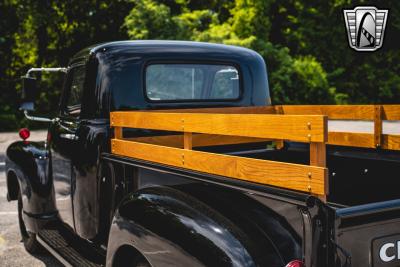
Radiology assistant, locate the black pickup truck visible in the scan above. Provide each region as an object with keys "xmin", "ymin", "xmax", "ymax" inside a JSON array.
[{"xmin": 5, "ymin": 41, "xmax": 400, "ymax": 267}]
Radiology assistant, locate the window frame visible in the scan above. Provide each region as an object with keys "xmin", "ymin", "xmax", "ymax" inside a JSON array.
[
  {"xmin": 143, "ymin": 61, "xmax": 243, "ymax": 103},
  {"xmin": 60, "ymin": 63, "xmax": 86, "ymax": 119}
]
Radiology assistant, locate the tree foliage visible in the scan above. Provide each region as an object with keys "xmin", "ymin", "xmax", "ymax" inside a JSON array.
[
  {"xmin": 123, "ymin": 0, "xmax": 400, "ymax": 104},
  {"xmin": 1, "ymin": 0, "xmax": 399, "ymax": 130}
]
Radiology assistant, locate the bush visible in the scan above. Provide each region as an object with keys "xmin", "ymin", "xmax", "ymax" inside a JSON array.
[{"xmin": 0, "ymin": 114, "xmax": 19, "ymax": 132}]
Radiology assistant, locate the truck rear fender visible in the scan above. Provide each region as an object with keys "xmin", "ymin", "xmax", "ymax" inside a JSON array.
[{"xmin": 107, "ymin": 185, "xmax": 303, "ymax": 267}]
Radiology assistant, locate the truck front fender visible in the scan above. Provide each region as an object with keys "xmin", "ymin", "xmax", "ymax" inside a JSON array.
[
  {"xmin": 6, "ymin": 141, "xmax": 56, "ymax": 231},
  {"xmin": 107, "ymin": 185, "xmax": 300, "ymax": 267}
]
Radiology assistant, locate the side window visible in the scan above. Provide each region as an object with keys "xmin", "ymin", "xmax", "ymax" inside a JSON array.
[{"xmin": 63, "ymin": 65, "xmax": 85, "ymax": 117}]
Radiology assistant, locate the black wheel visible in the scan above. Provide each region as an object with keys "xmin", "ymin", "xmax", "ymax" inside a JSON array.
[
  {"xmin": 131, "ymin": 255, "xmax": 151, "ymax": 267},
  {"xmin": 113, "ymin": 246, "xmax": 151, "ymax": 267},
  {"xmin": 18, "ymin": 192, "xmax": 41, "ymax": 254}
]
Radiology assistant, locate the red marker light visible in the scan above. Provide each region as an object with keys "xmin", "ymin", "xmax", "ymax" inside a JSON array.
[
  {"xmin": 19, "ymin": 128, "xmax": 30, "ymax": 140},
  {"xmin": 285, "ymin": 260, "xmax": 305, "ymax": 267}
]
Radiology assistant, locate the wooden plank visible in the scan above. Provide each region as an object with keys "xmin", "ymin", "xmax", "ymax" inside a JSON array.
[
  {"xmin": 374, "ymin": 105, "xmax": 383, "ymax": 148},
  {"xmin": 151, "ymin": 104, "xmax": 400, "ymax": 120},
  {"xmin": 310, "ymin": 143, "xmax": 326, "ymax": 167},
  {"xmin": 382, "ymin": 135, "xmax": 400, "ymax": 150},
  {"xmin": 151, "ymin": 106, "xmax": 276, "ymax": 114},
  {"xmin": 310, "ymin": 142, "xmax": 328, "ymax": 201},
  {"xmin": 110, "ymin": 112, "xmax": 327, "ymax": 142},
  {"xmin": 327, "ymin": 132, "xmax": 375, "ymax": 148},
  {"xmin": 278, "ymin": 105, "xmax": 375, "ymax": 120},
  {"xmin": 111, "ymin": 139, "xmax": 328, "ymax": 195},
  {"xmin": 128, "ymin": 134, "xmax": 270, "ymax": 148},
  {"xmin": 325, "ymin": 132, "xmax": 400, "ymax": 150},
  {"xmin": 184, "ymin": 132, "xmax": 192, "ymax": 150},
  {"xmin": 114, "ymin": 127, "xmax": 123, "ymax": 139},
  {"xmin": 382, "ymin": 105, "xmax": 400, "ymax": 120},
  {"xmin": 274, "ymin": 105, "xmax": 285, "ymax": 149}
]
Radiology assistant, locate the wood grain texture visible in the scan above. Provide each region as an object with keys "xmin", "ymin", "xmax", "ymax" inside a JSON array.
[
  {"xmin": 310, "ymin": 142, "xmax": 328, "ymax": 198},
  {"xmin": 278, "ymin": 105, "xmax": 376, "ymax": 120},
  {"xmin": 374, "ymin": 105, "xmax": 383, "ymax": 147},
  {"xmin": 127, "ymin": 134, "xmax": 270, "ymax": 148},
  {"xmin": 310, "ymin": 142, "xmax": 326, "ymax": 167},
  {"xmin": 328, "ymin": 132, "xmax": 400, "ymax": 150},
  {"xmin": 184, "ymin": 132, "xmax": 192, "ymax": 150},
  {"xmin": 382, "ymin": 134, "xmax": 400, "ymax": 150},
  {"xmin": 111, "ymin": 139, "xmax": 328, "ymax": 195},
  {"xmin": 147, "ymin": 104, "xmax": 400, "ymax": 120},
  {"xmin": 110, "ymin": 112, "xmax": 327, "ymax": 142},
  {"xmin": 327, "ymin": 132, "xmax": 375, "ymax": 148},
  {"xmin": 114, "ymin": 127, "xmax": 122, "ymax": 139},
  {"xmin": 274, "ymin": 105, "xmax": 285, "ymax": 149},
  {"xmin": 382, "ymin": 105, "xmax": 400, "ymax": 120},
  {"xmin": 151, "ymin": 106, "xmax": 276, "ymax": 114}
]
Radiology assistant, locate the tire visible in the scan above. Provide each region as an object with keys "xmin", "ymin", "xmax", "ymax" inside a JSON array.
[
  {"xmin": 131, "ymin": 255, "xmax": 151, "ymax": 267},
  {"xmin": 114, "ymin": 249, "xmax": 151, "ymax": 267},
  {"xmin": 18, "ymin": 192, "xmax": 42, "ymax": 254}
]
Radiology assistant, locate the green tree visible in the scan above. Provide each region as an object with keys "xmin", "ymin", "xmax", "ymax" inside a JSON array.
[
  {"xmin": 269, "ymin": 0, "xmax": 400, "ymax": 103},
  {"xmin": 1, "ymin": 0, "xmax": 399, "ymax": 131},
  {"xmin": 0, "ymin": 0, "xmax": 132, "ymax": 130}
]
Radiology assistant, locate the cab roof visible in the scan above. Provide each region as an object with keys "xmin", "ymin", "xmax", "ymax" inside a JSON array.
[{"xmin": 71, "ymin": 40, "xmax": 262, "ymax": 64}]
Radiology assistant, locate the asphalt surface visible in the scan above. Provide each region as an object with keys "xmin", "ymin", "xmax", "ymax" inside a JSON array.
[{"xmin": 0, "ymin": 130, "xmax": 62, "ymax": 267}]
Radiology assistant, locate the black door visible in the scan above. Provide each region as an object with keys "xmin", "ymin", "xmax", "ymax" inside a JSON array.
[{"xmin": 50, "ymin": 64, "xmax": 86, "ymax": 230}]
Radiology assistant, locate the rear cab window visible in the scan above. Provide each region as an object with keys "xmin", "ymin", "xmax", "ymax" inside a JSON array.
[{"xmin": 145, "ymin": 63, "xmax": 240, "ymax": 101}]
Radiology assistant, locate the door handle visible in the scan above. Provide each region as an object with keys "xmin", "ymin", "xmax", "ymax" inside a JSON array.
[{"xmin": 59, "ymin": 133, "xmax": 79, "ymax": 141}]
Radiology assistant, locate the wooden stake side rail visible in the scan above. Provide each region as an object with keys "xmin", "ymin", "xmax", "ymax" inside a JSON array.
[
  {"xmin": 152, "ymin": 105, "xmax": 400, "ymax": 120},
  {"xmin": 152, "ymin": 105, "xmax": 400, "ymax": 150},
  {"xmin": 110, "ymin": 112, "xmax": 327, "ymax": 143},
  {"xmin": 126, "ymin": 134, "xmax": 271, "ymax": 148},
  {"xmin": 111, "ymin": 139, "xmax": 328, "ymax": 195},
  {"xmin": 109, "ymin": 105, "xmax": 399, "ymax": 200},
  {"xmin": 111, "ymin": 111, "xmax": 329, "ymax": 198}
]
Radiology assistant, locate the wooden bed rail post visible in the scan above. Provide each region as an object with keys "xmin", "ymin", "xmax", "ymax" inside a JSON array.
[
  {"xmin": 274, "ymin": 105, "xmax": 285, "ymax": 149},
  {"xmin": 309, "ymin": 115, "xmax": 328, "ymax": 202},
  {"xmin": 114, "ymin": 127, "xmax": 123, "ymax": 139},
  {"xmin": 310, "ymin": 143, "xmax": 326, "ymax": 167},
  {"xmin": 184, "ymin": 132, "xmax": 193, "ymax": 150},
  {"xmin": 374, "ymin": 105, "xmax": 383, "ymax": 148},
  {"xmin": 310, "ymin": 142, "xmax": 327, "ymax": 202}
]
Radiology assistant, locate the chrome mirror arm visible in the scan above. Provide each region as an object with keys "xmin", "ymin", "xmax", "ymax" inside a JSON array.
[
  {"xmin": 25, "ymin": 67, "xmax": 68, "ymax": 77},
  {"xmin": 21, "ymin": 67, "xmax": 67, "ymax": 122},
  {"xmin": 23, "ymin": 110, "xmax": 53, "ymax": 123}
]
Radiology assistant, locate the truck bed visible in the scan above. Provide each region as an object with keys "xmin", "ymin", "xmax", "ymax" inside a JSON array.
[
  {"xmin": 229, "ymin": 143, "xmax": 400, "ymax": 207},
  {"xmin": 109, "ymin": 105, "xmax": 400, "ymax": 204},
  {"xmin": 235, "ymin": 118, "xmax": 400, "ymax": 206},
  {"xmin": 108, "ymin": 104, "xmax": 400, "ymax": 267}
]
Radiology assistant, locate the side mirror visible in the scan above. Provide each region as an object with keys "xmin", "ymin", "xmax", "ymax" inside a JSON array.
[{"xmin": 20, "ymin": 76, "xmax": 37, "ymax": 111}]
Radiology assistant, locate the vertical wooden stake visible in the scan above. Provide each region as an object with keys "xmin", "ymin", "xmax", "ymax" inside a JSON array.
[
  {"xmin": 374, "ymin": 105, "xmax": 383, "ymax": 148},
  {"xmin": 114, "ymin": 127, "xmax": 123, "ymax": 139},
  {"xmin": 184, "ymin": 132, "xmax": 193, "ymax": 150},
  {"xmin": 274, "ymin": 105, "xmax": 284, "ymax": 149},
  {"xmin": 310, "ymin": 142, "xmax": 326, "ymax": 167},
  {"xmin": 310, "ymin": 142, "xmax": 327, "ymax": 202}
]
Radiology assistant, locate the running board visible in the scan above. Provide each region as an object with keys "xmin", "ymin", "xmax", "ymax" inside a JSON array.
[{"xmin": 37, "ymin": 223, "xmax": 105, "ymax": 267}]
